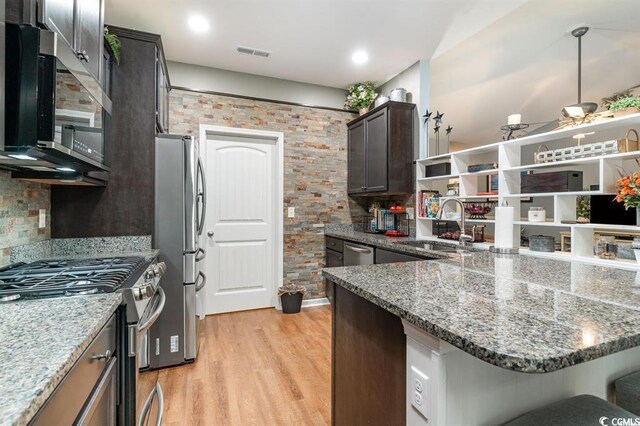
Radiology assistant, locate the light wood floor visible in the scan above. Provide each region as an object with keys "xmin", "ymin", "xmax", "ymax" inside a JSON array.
[{"xmin": 139, "ymin": 306, "xmax": 332, "ymax": 425}]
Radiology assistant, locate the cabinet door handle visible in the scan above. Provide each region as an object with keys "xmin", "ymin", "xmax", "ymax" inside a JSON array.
[{"xmin": 91, "ymin": 349, "xmax": 112, "ymax": 361}]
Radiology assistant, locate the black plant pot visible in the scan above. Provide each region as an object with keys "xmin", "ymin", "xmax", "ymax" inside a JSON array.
[{"xmin": 280, "ymin": 291, "xmax": 304, "ymax": 314}]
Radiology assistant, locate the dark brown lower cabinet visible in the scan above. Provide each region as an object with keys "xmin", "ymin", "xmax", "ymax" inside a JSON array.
[
  {"xmin": 325, "ymin": 249, "xmax": 342, "ymax": 303},
  {"xmin": 331, "ymin": 282, "xmax": 406, "ymax": 425}
]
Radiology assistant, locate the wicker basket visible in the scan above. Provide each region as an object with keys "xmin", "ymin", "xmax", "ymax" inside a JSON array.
[{"xmin": 534, "ymin": 128, "xmax": 639, "ymax": 164}]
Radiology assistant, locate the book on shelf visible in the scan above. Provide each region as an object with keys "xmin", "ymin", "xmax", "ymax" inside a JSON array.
[{"xmin": 418, "ymin": 190, "xmax": 440, "ymax": 218}]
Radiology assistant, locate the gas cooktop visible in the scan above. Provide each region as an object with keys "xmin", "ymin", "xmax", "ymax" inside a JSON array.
[{"xmin": 0, "ymin": 256, "xmax": 146, "ymax": 302}]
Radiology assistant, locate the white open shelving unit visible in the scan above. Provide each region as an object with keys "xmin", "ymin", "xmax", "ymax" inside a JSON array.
[{"xmin": 415, "ymin": 112, "xmax": 640, "ymax": 269}]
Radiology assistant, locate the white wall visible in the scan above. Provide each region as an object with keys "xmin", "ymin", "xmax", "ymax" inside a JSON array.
[
  {"xmin": 378, "ymin": 61, "xmax": 422, "ymax": 105},
  {"xmin": 378, "ymin": 60, "xmax": 431, "ymax": 158},
  {"xmin": 167, "ymin": 61, "xmax": 348, "ymax": 109}
]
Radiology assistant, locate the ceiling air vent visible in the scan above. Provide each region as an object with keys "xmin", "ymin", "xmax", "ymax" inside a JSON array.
[{"xmin": 236, "ymin": 46, "xmax": 271, "ymax": 58}]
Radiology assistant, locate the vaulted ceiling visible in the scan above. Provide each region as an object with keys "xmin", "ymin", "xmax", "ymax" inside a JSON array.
[{"xmin": 104, "ymin": 0, "xmax": 526, "ymax": 89}]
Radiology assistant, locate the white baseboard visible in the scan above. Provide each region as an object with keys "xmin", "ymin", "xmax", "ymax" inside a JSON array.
[{"xmin": 302, "ymin": 297, "xmax": 330, "ymax": 308}]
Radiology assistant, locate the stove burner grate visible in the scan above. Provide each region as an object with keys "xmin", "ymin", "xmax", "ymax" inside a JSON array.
[{"xmin": 0, "ymin": 256, "xmax": 146, "ymax": 301}]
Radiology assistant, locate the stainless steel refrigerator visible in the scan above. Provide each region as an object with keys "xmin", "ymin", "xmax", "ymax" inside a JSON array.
[{"xmin": 149, "ymin": 134, "xmax": 206, "ymax": 369}]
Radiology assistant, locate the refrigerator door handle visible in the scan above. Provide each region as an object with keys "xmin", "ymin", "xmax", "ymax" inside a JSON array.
[
  {"xmin": 196, "ymin": 157, "xmax": 207, "ymax": 237},
  {"xmin": 183, "ymin": 136, "xmax": 198, "ymax": 253},
  {"xmin": 195, "ymin": 271, "xmax": 206, "ymax": 292},
  {"xmin": 195, "ymin": 247, "xmax": 206, "ymax": 262}
]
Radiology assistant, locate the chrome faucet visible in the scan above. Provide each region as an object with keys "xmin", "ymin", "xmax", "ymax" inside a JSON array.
[{"xmin": 437, "ymin": 198, "xmax": 474, "ymax": 247}]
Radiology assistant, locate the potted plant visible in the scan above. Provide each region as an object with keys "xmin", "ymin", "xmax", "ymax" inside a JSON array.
[
  {"xmin": 345, "ymin": 81, "xmax": 378, "ymax": 115},
  {"xmin": 609, "ymin": 96, "xmax": 640, "ymax": 118},
  {"xmin": 104, "ymin": 27, "xmax": 122, "ymax": 65},
  {"xmin": 576, "ymin": 195, "xmax": 590, "ymax": 223},
  {"xmin": 278, "ymin": 282, "xmax": 306, "ymax": 314},
  {"xmin": 614, "ymin": 171, "xmax": 640, "ymax": 226}
]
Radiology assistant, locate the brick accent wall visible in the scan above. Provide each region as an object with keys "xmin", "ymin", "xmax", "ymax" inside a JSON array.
[
  {"xmin": 0, "ymin": 172, "xmax": 51, "ymax": 267},
  {"xmin": 170, "ymin": 89, "xmax": 364, "ymax": 298}
]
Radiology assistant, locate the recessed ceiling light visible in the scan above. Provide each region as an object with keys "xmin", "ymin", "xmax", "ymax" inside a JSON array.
[
  {"xmin": 352, "ymin": 50, "xmax": 369, "ymax": 65},
  {"xmin": 188, "ymin": 15, "xmax": 210, "ymax": 33}
]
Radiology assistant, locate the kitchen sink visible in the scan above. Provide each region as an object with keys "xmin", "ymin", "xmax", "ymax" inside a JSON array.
[{"xmin": 396, "ymin": 241, "xmax": 463, "ymax": 253}]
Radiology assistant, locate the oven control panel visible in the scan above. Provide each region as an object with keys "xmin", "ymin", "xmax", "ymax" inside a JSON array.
[{"xmin": 134, "ymin": 262, "xmax": 166, "ymax": 301}]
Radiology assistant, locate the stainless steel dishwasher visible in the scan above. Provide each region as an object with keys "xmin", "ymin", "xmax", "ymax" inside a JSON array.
[{"xmin": 343, "ymin": 242, "xmax": 374, "ymax": 266}]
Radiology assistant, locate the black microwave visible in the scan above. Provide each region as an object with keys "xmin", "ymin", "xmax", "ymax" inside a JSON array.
[{"xmin": 4, "ymin": 23, "xmax": 109, "ymax": 172}]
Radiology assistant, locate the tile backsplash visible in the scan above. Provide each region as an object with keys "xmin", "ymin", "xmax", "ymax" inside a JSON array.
[
  {"xmin": 9, "ymin": 236, "xmax": 152, "ymax": 264},
  {"xmin": 0, "ymin": 171, "xmax": 51, "ymax": 266}
]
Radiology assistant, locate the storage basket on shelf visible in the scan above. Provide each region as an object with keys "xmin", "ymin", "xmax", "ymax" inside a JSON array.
[
  {"xmin": 433, "ymin": 220, "xmax": 485, "ymax": 242},
  {"xmin": 520, "ymin": 170, "xmax": 583, "ymax": 193},
  {"xmin": 534, "ymin": 128, "xmax": 639, "ymax": 164},
  {"xmin": 463, "ymin": 201, "xmax": 496, "ymax": 220},
  {"xmin": 363, "ymin": 211, "xmax": 409, "ymax": 237}
]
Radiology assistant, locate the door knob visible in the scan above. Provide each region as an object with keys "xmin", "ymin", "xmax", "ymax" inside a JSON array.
[{"xmin": 207, "ymin": 231, "xmax": 214, "ymax": 237}]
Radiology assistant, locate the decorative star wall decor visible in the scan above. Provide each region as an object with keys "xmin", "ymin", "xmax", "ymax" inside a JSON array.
[
  {"xmin": 435, "ymin": 111, "xmax": 444, "ymax": 124},
  {"xmin": 422, "ymin": 109, "xmax": 432, "ymax": 126},
  {"xmin": 445, "ymin": 125, "xmax": 453, "ymax": 135}
]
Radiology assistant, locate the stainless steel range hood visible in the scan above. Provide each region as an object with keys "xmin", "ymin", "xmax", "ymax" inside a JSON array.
[
  {"xmin": 11, "ymin": 170, "xmax": 108, "ymax": 186},
  {"xmin": 0, "ymin": 149, "xmax": 110, "ymax": 184}
]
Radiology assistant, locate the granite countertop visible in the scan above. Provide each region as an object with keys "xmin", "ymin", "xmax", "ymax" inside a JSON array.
[
  {"xmin": 323, "ymin": 250, "xmax": 640, "ymax": 373},
  {"xmin": 0, "ymin": 294, "xmax": 122, "ymax": 426}
]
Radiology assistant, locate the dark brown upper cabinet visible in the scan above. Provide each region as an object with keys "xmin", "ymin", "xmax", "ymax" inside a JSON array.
[
  {"xmin": 347, "ymin": 101, "xmax": 415, "ymax": 196},
  {"xmin": 38, "ymin": 0, "xmax": 105, "ymax": 83}
]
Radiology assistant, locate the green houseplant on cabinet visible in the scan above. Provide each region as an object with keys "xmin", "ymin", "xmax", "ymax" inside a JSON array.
[
  {"xmin": 278, "ymin": 283, "xmax": 306, "ymax": 314},
  {"xmin": 104, "ymin": 27, "xmax": 121, "ymax": 65},
  {"xmin": 345, "ymin": 81, "xmax": 378, "ymax": 115}
]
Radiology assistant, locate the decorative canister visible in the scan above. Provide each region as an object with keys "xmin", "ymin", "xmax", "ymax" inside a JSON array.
[
  {"xmin": 389, "ymin": 88, "xmax": 407, "ymax": 102},
  {"xmin": 528, "ymin": 207, "xmax": 546, "ymax": 222},
  {"xmin": 632, "ymin": 236, "xmax": 640, "ymax": 264},
  {"xmin": 374, "ymin": 95, "xmax": 390, "ymax": 108},
  {"xmin": 529, "ymin": 235, "xmax": 555, "ymax": 252},
  {"xmin": 596, "ymin": 236, "xmax": 618, "ymax": 259}
]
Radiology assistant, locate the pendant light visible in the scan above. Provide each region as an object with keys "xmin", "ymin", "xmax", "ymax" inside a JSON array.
[{"xmin": 562, "ymin": 26, "xmax": 598, "ymax": 118}]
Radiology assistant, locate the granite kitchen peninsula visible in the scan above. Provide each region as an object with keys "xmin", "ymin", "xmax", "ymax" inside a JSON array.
[{"xmin": 323, "ymin": 250, "xmax": 640, "ymax": 425}]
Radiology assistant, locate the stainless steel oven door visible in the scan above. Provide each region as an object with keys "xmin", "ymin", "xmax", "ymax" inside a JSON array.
[{"xmin": 136, "ymin": 287, "xmax": 165, "ymax": 365}]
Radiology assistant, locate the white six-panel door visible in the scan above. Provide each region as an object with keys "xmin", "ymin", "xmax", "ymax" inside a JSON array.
[{"xmin": 201, "ymin": 128, "xmax": 282, "ymax": 314}]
